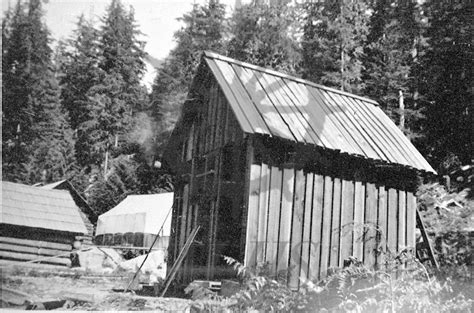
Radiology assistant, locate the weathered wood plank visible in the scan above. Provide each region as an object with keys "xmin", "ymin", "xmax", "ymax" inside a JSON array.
[
  {"xmin": 406, "ymin": 192, "xmax": 416, "ymax": 251},
  {"xmin": 277, "ymin": 168, "xmax": 295, "ymax": 275},
  {"xmin": 179, "ymin": 184, "xmax": 190, "ymax": 251},
  {"xmin": 352, "ymin": 181, "xmax": 365, "ymax": 262},
  {"xmin": 309, "ymin": 174, "xmax": 324, "ymax": 281},
  {"xmin": 0, "ymin": 237, "xmax": 71, "ymax": 251},
  {"xmin": 339, "ymin": 180, "xmax": 354, "ymax": 265},
  {"xmin": 320, "ymin": 176, "xmax": 333, "ymax": 278},
  {"xmin": 244, "ymin": 164, "xmax": 262, "ymax": 267},
  {"xmin": 300, "ymin": 173, "xmax": 314, "ymax": 281},
  {"xmin": 266, "ymin": 167, "xmax": 283, "ymax": 276},
  {"xmin": 256, "ymin": 164, "xmax": 270, "ymax": 263},
  {"xmin": 0, "ymin": 243, "xmax": 69, "ymax": 257},
  {"xmin": 289, "ymin": 169, "xmax": 305, "ymax": 289},
  {"xmin": 364, "ymin": 183, "xmax": 378, "ymax": 268},
  {"xmin": 329, "ymin": 178, "xmax": 342, "ymax": 269},
  {"xmin": 387, "ymin": 188, "xmax": 398, "ymax": 254},
  {"xmin": 0, "ymin": 250, "xmax": 71, "ymax": 266},
  {"xmin": 398, "ymin": 191, "xmax": 407, "ymax": 251},
  {"xmin": 377, "ymin": 186, "xmax": 388, "ymax": 267}
]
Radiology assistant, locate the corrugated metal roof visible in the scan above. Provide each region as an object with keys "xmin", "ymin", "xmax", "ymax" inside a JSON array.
[
  {"xmin": 1, "ymin": 181, "xmax": 88, "ymax": 234},
  {"xmin": 203, "ymin": 51, "xmax": 435, "ymax": 173}
]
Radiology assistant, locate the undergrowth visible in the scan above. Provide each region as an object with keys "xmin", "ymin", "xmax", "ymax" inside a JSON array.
[{"xmin": 186, "ymin": 253, "xmax": 472, "ymax": 312}]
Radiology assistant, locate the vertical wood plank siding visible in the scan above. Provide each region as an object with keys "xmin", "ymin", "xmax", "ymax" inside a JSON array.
[
  {"xmin": 245, "ymin": 165, "xmax": 417, "ymax": 285},
  {"xmin": 171, "ymin": 77, "xmax": 246, "ymax": 281}
]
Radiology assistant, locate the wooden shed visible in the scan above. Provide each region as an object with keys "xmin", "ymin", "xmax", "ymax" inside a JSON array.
[
  {"xmin": 1, "ymin": 181, "xmax": 88, "ymax": 266},
  {"xmin": 163, "ymin": 52, "xmax": 436, "ymax": 288}
]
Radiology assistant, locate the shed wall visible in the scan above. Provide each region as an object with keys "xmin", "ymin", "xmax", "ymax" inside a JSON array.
[
  {"xmin": 168, "ymin": 75, "xmax": 247, "ymax": 283},
  {"xmin": 245, "ymin": 164, "xmax": 416, "ymax": 289}
]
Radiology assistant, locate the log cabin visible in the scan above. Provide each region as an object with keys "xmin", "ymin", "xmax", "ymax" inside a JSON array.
[
  {"xmin": 163, "ymin": 51, "xmax": 436, "ymax": 289},
  {"xmin": 1, "ymin": 181, "xmax": 88, "ymax": 266}
]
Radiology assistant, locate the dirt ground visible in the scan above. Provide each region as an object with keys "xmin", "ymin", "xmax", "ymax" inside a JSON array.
[{"xmin": 0, "ymin": 261, "xmax": 192, "ymax": 311}]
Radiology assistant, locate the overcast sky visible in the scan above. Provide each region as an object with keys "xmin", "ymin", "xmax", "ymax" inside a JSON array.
[{"xmin": 2, "ymin": 0, "xmax": 238, "ymax": 59}]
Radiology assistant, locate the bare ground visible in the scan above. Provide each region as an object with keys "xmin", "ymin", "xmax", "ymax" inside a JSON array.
[{"xmin": 0, "ymin": 261, "xmax": 191, "ymax": 311}]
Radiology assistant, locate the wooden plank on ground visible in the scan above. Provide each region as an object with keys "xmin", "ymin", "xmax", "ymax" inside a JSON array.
[
  {"xmin": 244, "ymin": 164, "xmax": 262, "ymax": 267},
  {"xmin": 300, "ymin": 173, "xmax": 314, "ymax": 281},
  {"xmin": 364, "ymin": 183, "xmax": 378, "ymax": 268},
  {"xmin": 352, "ymin": 181, "xmax": 365, "ymax": 262},
  {"xmin": 256, "ymin": 164, "xmax": 270, "ymax": 263},
  {"xmin": 398, "ymin": 190, "xmax": 407, "ymax": 251},
  {"xmin": 319, "ymin": 176, "xmax": 333, "ymax": 278},
  {"xmin": 329, "ymin": 178, "xmax": 342, "ymax": 269},
  {"xmin": 265, "ymin": 167, "xmax": 282, "ymax": 276},
  {"xmin": 406, "ymin": 192, "xmax": 416, "ymax": 251},
  {"xmin": 277, "ymin": 168, "xmax": 294, "ymax": 276},
  {"xmin": 387, "ymin": 188, "xmax": 398, "ymax": 254},
  {"xmin": 309, "ymin": 174, "xmax": 324, "ymax": 281},
  {"xmin": 339, "ymin": 180, "xmax": 354, "ymax": 265},
  {"xmin": 288, "ymin": 169, "xmax": 305, "ymax": 289},
  {"xmin": 377, "ymin": 186, "xmax": 388, "ymax": 268}
]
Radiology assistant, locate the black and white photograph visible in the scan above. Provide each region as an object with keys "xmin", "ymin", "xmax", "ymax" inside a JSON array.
[{"xmin": 1, "ymin": 0, "xmax": 472, "ymax": 311}]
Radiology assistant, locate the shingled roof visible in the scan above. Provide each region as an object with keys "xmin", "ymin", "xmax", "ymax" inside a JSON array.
[
  {"xmin": 1, "ymin": 181, "xmax": 88, "ymax": 234},
  {"xmin": 202, "ymin": 51, "xmax": 435, "ymax": 173}
]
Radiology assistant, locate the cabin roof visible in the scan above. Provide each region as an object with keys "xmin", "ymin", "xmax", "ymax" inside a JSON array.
[
  {"xmin": 1, "ymin": 181, "xmax": 88, "ymax": 234},
  {"xmin": 203, "ymin": 51, "xmax": 435, "ymax": 174}
]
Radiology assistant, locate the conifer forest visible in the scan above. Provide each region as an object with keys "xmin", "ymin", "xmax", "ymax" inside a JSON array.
[
  {"xmin": 3, "ymin": 0, "xmax": 471, "ymax": 215},
  {"xmin": 1, "ymin": 0, "xmax": 473, "ymax": 310}
]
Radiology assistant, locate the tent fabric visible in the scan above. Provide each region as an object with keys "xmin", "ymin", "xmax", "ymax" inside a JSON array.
[{"xmin": 96, "ymin": 193, "xmax": 173, "ymax": 237}]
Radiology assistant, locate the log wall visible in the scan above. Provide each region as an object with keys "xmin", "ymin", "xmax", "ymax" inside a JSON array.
[{"xmin": 245, "ymin": 164, "xmax": 417, "ymax": 289}]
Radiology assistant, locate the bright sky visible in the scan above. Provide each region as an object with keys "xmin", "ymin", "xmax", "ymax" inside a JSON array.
[{"xmin": 2, "ymin": 0, "xmax": 238, "ymax": 59}]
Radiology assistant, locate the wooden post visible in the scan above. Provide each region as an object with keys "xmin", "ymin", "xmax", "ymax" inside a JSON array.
[{"xmin": 399, "ymin": 90, "xmax": 405, "ymax": 130}]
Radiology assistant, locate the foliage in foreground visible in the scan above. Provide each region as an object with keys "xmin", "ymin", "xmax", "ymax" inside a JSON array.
[{"xmin": 187, "ymin": 254, "xmax": 472, "ymax": 312}]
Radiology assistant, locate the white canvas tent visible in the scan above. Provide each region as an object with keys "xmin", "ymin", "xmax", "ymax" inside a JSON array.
[{"xmin": 95, "ymin": 193, "xmax": 173, "ymax": 249}]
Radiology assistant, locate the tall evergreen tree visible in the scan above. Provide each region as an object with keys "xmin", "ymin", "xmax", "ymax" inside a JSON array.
[
  {"xmin": 301, "ymin": 0, "xmax": 369, "ymax": 93},
  {"xmin": 227, "ymin": 0, "xmax": 300, "ymax": 74},
  {"xmin": 78, "ymin": 0, "xmax": 148, "ymax": 172},
  {"xmin": 417, "ymin": 2, "xmax": 473, "ymax": 170},
  {"xmin": 363, "ymin": 0, "xmax": 425, "ymax": 140},
  {"xmin": 2, "ymin": 0, "xmax": 76, "ymax": 183},
  {"xmin": 59, "ymin": 15, "xmax": 101, "ymax": 167},
  {"xmin": 149, "ymin": 0, "xmax": 227, "ymax": 150}
]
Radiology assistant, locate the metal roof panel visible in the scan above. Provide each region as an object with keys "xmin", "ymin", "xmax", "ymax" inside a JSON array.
[{"xmin": 202, "ymin": 52, "xmax": 436, "ymax": 174}]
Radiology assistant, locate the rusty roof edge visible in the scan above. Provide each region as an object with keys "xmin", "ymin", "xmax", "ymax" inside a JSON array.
[{"xmin": 203, "ymin": 51, "xmax": 379, "ymax": 106}]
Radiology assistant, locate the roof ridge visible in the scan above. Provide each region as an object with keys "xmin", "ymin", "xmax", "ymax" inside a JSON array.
[{"xmin": 203, "ymin": 51, "xmax": 379, "ymax": 106}]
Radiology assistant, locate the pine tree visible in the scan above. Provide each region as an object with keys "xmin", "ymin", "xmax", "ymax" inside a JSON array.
[
  {"xmin": 363, "ymin": 0, "xmax": 425, "ymax": 140},
  {"xmin": 2, "ymin": 0, "xmax": 76, "ymax": 183},
  {"xmin": 78, "ymin": 0, "xmax": 148, "ymax": 173},
  {"xmin": 59, "ymin": 15, "xmax": 101, "ymax": 167},
  {"xmin": 149, "ymin": 0, "xmax": 227, "ymax": 150},
  {"xmin": 227, "ymin": 0, "xmax": 300, "ymax": 74},
  {"xmin": 301, "ymin": 0, "xmax": 369, "ymax": 93},
  {"xmin": 417, "ymin": 1, "xmax": 473, "ymax": 170}
]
